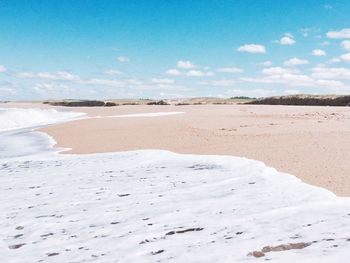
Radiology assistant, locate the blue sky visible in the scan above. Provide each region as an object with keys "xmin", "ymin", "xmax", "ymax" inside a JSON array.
[{"xmin": 1, "ymin": 0, "xmax": 350, "ymax": 100}]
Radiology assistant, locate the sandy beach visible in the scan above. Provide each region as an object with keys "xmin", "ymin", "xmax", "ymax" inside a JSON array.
[
  {"xmin": 3, "ymin": 2, "xmax": 350, "ymax": 261},
  {"xmin": 2, "ymin": 102, "xmax": 350, "ymax": 262},
  {"xmin": 24, "ymin": 103, "xmax": 349, "ymax": 197}
]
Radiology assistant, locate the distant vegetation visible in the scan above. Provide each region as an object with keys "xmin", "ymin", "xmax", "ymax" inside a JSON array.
[
  {"xmin": 246, "ymin": 95, "xmax": 350, "ymax": 106},
  {"xmin": 230, "ymin": 96, "xmax": 256, "ymax": 100},
  {"xmin": 43, "ymin": 96, "xmax": 350, "ymax": 107},
  {"xmin": 43, "ymin": 97, "xmax": 256, "ymax": 107},
  {"xmin": 44, "ymin": 100, "xmax": 117, "ymax": 107},
  {"xmin": 146, "ymin": 100, "xmax": 170, "ymax": 105}
]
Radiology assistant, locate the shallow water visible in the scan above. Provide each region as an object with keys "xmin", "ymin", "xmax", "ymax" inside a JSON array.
[{"xmin": 0, "ymin": 107, "xmax": 85, "ymax": 132}]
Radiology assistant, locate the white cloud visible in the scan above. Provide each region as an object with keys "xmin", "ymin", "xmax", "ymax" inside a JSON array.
[
  {"xmin": 151, "ymin": 78, "xmax": 175, "ymax": 85},
  {"xmin": 186, "ymin": 70, "xmax": 213, "ymax": 77},
  {"xmin": 284, "ymin": 57, "xmax": 309, "ymax": 66},
  {"xmin": 284, "ymin": 89, "xmax": 300, "ymax": 95},
  {"xmin": 237, "ymin": 44, "xmax": 266, "ymax": 53},
  {"xmin": 311, "ymin": 66, "xmax": 350, "ymax": 79},
  {"xmin": 341, "ymin": 40, "xmax": 350, "ymax": 51},
  {"xmin": 80, "ymin": 77, "xmax": 182, "ymax": 92},
  {"xmin": 242, "ymin": 74, "xmax": 344, "ymax": 88},
  {"xmin": 81, "ymin": 78, "xmax": 142, "ymax": 87},
  {"xmin": 242, "ymin": 75, "xmax": 313, "ymax": 87},
  {"xmin": 167, "ymin": 61, "xmax": 213, "ymax": 77},
  {"xmin": 312, "ymin": 49, "xmax": 326, "ymax": 56},
  {"xmin": 0, "ymin": 65, "xmax": 7, "ymax": 73},
  {"xmin": 16, "ymin": 71, "xmax": 80, "ymax": 81},
  {"xmin": 262, "ymin": 67, "xmax": 298, "ymax": 75},
  {"xmin": 262, "ymin": 61, "xmax": 273, "ymax": 67},
  {"xmin": 216, "ymin": 67, "xmax": 243, "ymax": 73},
  {"xmin": 34, "ymin": 83, "xmax": 69, "ymax": 94},
  {"xmin": 198, "ymin": 79, "xmax": 235, "ymax": 87},
  {"xmin": 340, "ymin": 53, "xmax": 350, "ymax": 62},
  {"xmin": 242, "ymin": 66, "xmax": 345, "ymax": 89},
  {"xmin": 328, "ymin": 57, "xmax": 341, "ymax": 63},
  {"xmin": 326, "ymin": 28, "xmax": 350, "ymax": 39},
  {"xmin": 166, "ymin": 69, "xmax": 182, "ymax": 76},
  {"xmin": 117, "ymin": 56, "xmax": 130, "ymax": 63},
  {"xmin": 16, "ymin": 74, "xmax": 139, "ymax": 90},
  {"xmin": 16, "ymin": 72, "xmax": 35, "ymax": 78},
  {"xmin": 166, "ymin": 68, "xmax": 213, "ymax": 77},
  {"xmin": 278, "ymin": 33, "xmax": 296, "ymax": 45},
  {"xmin": 177, "ymin": 60, "xmax": 195, "ymax": 69},
  {"xmin": 0, "ymin": 86, "xmax": 16, "ymax": 95},
  {"xmin": 0, "ymin": 81, "xmax": 16, "ymax": 95},
  {"xmin": 13, "ymin": 69, "xmax": 185, "ymax": 97},
  {"xmin": 315, "ymin": 79, "xmax": 345, "ymax": 88},
  {"xmin": 40, "ymin": 72, "xmax": 79, "ymax": 81},
  {"xmin": 105, "ymin": 69, "xmax": 123, "ymax": 75}
]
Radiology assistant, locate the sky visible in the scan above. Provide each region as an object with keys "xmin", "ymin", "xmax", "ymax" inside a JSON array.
[{"xmin": 1, "ymin": 0, "xmax": 350, "ymax": 100}]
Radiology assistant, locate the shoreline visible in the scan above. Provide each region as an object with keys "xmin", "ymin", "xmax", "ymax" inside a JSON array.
[
  {"xmin": 1, "ymin": 102, "xmax": 349, "ymax": 196},
  {"xmin": 35, "ymin": 103, "xmax": 350, "ymax": 197}
]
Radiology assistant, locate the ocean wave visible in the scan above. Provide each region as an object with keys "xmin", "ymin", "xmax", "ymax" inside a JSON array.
[
  {"xmin": 0, "ymin": 108, "xmax": 85, "ymax": 132},
  {"xmin": 1, "ymin": 150, "xmax": 349, "ymax": 262}
]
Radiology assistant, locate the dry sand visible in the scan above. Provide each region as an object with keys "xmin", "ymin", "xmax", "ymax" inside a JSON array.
[{"xmin": 3, "ymin": 102, "xmax": 350, "ymax": 196}]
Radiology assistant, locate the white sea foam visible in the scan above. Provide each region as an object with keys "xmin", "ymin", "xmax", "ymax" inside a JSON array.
[
  {"xmin": 0, "ymin": 108, "xmax": 350, "ymax": 262},
  {"xmin": 0, "ymin": 108, "xmax": 84, "ymax": 159},
  {"xmin": 0, "ymin": 108, "xmax": 85, "ymax": 132},
  {"xmin": 0, "ymin": 129, "xmax": 58, "ymax": 159}
]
